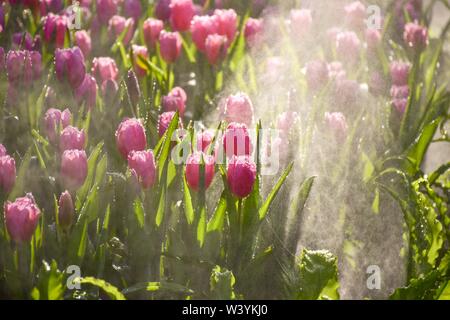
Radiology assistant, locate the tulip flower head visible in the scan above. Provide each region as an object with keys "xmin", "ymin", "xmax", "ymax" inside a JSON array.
[
  {"xmin": 75, "ymin": 30, "xmax": 92, "ymax": 57},
  {"xmin": 58, "ymin": 191, "xmax": 74, "ymax": 230},
  {"xmin": 170, "ymin": 0, "xmax": 195, "ymax": 32},
  {"xmin": 0, "ymin": 155, "xmax": 16, "ymax": 194},
  {"xmin": 227, "ymin": 155, "xmax": 257, "ymax": 198},
  {"xmin": 390, "ymin": 61, "xmax": 410, "ymax": 86},
  {"xmin": 143, "ymin": 18, "xmax": 164, "ymax": 48},
  {"xmin": 60, "ymin": 149, "xmax": 88, "ymax": 190},
  {"xmin": 4, "ymin": 194, "xmax": 41, "ymax": 244},
  {"xmin": 224, "ymin": 93, "xmax": 254, "ymax": 127},
  {"xmin": 116, "ymin": 118, "xmax": 147, "ymax": 159},
  {"xmin": 190, "ymin": 15, "xmax": 219, "ymax": 52},
  {"xmin": 185, "ymin": 152, "xmax": 215, "ymax": 191},
  {"xmin": 159, "ymin": 31, "xmax": 182, "ymax": 64},
  {"xmin": 59, "ymin": 126, "xmax": 86, "ymax": 152},
  {"xmin": 214, "ymin": 9, "xmax": 238, "ymax": 47},
  {"xmin": 44, "ymin": 108, "xmax": 72, "ymax": 144},
  {"xmin": 223, "ymin": 122, "xmax": 253, "ymax": 158},
  {"xmin": 55, "ymin": 47, "xmax": 86, "ymax": 89},
  {"xmin": 128, "ymin": 150, "xmax": 157, "ymax": 189},
  {"xmin": 162, "ymin": 87, "xmax": 187, "ymax": 117},
  {"xmin": 403, "ymin": 22, "xmax": 428, "ymax": 51}
]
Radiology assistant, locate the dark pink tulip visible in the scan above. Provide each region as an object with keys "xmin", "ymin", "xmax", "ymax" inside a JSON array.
[
  {"xmin": 132, "ymin": 45, "xmax": 149, "ymax": 77},
  {"xmin": 159, "ymin": 31, "xmax": 182, "ymax": 63},
  {"xmin": 55, "ymin": 47, "xmax": 86, "ymax": 89},
  {"xmin": 223, "ymin": 122, "xmax": 253, "ymax": 158},
  {"xmin": 305, "ymin": 60, "xmax": 330, "ymax": 91},
  {"xmin": 108, "ymin": 15, "xmax": 135, "ymax": 45},
  {"xmin": 344, "ymin": 1, "xmax": 366, "ymax": 30},
  {"xmin": 127, "ymin": 150, "xmax": 157, "ymax": 189},
  {"xmin": 61, "ymin": 149, "xmax": 88, "ymax": 190},
  {"xmin": 162, "ymin": 87, "xmax": 187, "ymax": 117},
  {"xmin": 190, "ymin": 15, "xmax": 218, "ymax": 52},
  {"xmin": 395, "ymin": 0, "xmax": 422, "ymax": 32},
  {"xmin": 97, "ymin": 0, "xmax": 118, "ymax": 24},
  {"xmin": 214, "ymin": 9, "xmax": 237, "ymax": 47},
  {"xmin": 404, "ymin": 22, "xmax": 428, "ymax": 51},
  {"xmin": 4, "ymin": 194, "xmax": 40, "ymax": 244},
  {"xmin": 75, "ymin": 30, "xmax": 92, "ymax": 57},
  {"xmin": 336, "ymin": 31, "xmax": 361, "ymax": 61},
  {"xmin": 116, "ymin": 118, "xmax": 147, "ymax": 159},
  {"xmin": 224, "ymin": 93, "xmax": 254, "ymax": 127},
  {"xmin": 185, "ymin": 152, "xmax": 215, "ymax": 191},
  {"xmin": 289, "ymin": 9, "xmax": 312, "ymax": 38},
  {"xmin": 0, "ymin": 144, "xmax": 6, "ymax": 157},
  {"xmin": 155, "ymin": 0, "xmax": 172, "ymax": 21},
  {"xmin": 40, "ymin": 0, "xmax": 64, "ymax": 15},
  {"xmin": 227, "ymin": 155, "xmax": 256, "ymax": 198},
  {"xmin": 325, "ymin": 112, "xmax": 348, "ymax": 141},
  {"xmin": 170, "ymin": 0, "xmax": 195, "ymax": 32},
  {"xmin": 244, "ymin": 18, "xmax": 263, "ymax": 45},
  {"xmin": 0, "ymin": 155, "xmax": 16, "ymax": 194},
  {"xmin": 58, "ymin": 190, "xmax": 74, "ymax": 230},
  {"xmin": 92, "ymin": 57, "xmax": 119, "ymax": 83},
  {"xmin": 196, "ymin": 129, "xmax": 215, "ymax": 152},
  {"xmin": 43, "ymin": 13, "xmax": 68, "ymax": 48},
  {"xmin": 74, "ymin": 73, "xmax": 97, "ymax": 109},
  {"xmin": 205, "ymin": 34, "xmax": 227, "ymax": 65},
  {"xmin": 123, "ymin": 0, "xmax": 142, "ymax": 21},
  {"xmin": 390, "ymin": 61, "xmax": 410, "ymax": 86},
  {"xmin": 44, "ymin": 108, "xmax": 72, "ymax": 144},
  {"xmin": 390, "ymin": 85, "xmax": 410, "ymax": 100},
  {"xmin": 143, "ymin": 18, "xmax": 164, "ymax": 48},
  {"xmin": 158, "ymin": 111, "xmax": 179, "ymax": 137},
  {"xmin": 6, "ymin": 50, "xmax": 41, "ymax": 86},
  {"xmin": 12, "ymin": 32, "xmax": 34, "ymax": 51},
  {"xmin": 60, "ymin": 126, "xmax": 86, "ymax": 152}
]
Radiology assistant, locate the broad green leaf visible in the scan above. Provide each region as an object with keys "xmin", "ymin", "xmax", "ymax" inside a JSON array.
[
  {"xmin": 390, "ymin": 271, "xmax": 440, "ymax": 300},
  {"xmin": 32, "ymin": 260, "xmax": 65, "ymax": 300}
]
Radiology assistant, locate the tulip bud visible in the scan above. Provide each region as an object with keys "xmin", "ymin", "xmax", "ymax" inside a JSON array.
[
  {"xmin": 127, "ymin": 150, "xmax": 157, "ymax": 189},
  {"xmin": 224, "ymin": 93, "xmax": 254, "ymax": 127},
  {"xmin": 403, "ymin": 22, "xmax": 428, "ymax": 51},
  {"xmin": 214, "ymin": 9, "xmax": 238, "ymax": 47},
  {"xmin": 6, "ymin": 50, "xmax": 42, "ymax": 87},
  {"xmin": 60, "ymin": 126, "xmax": 86, "ymax": 152},
  {"xmin": 227, "ymin": 155, "xmax": 256, "ymax": 198},
  {"xmin": 185, "ymin": 152, "xmax": 215, "ymax": 191},
  {"xmin": 170, "ymin": 0, "xmax": 195, "ymax": 32},
  {"xmin": 12, "ymin": 32, "xmax": 34, "ymax": 51},
  {"xmin": 289, "ymin": 9, "xmax": 312, "ymax": 38},
  {"xmin": 108, "ymin": 15, "xmax": 135, "ymax": 45},
  {"xmin": 58, "ymin": 191, "xmax": 74, "ymax": 230},
  {"xmin": 74, "ymin": 73, "xmax": 97, "ymax": 109},
  {"xmin": 392, "ymin": 99, "xmax": 408, "ymax": 114},
  {"xmin": 75, "ymin": 30, "xmax": 92, "ymax": 57},
  {"xmin": 0, "ymin": 155, "xmax": 16, "ymax": 194},
  {"xmin": 336, "ymin": 31, "xmax": 361, "ymax": 61},
  {"xmin": 162, "ymin": 87, "xmax": 187, "ymax": 117},
  {"xmin": 61, "ymin": 149, "xmax": 88, "ymax": 190},
  {"xmin": 196, "ymin": 129, "xmax": 215, "ymax": 152},
  {"xmin": 123, "ymin": 0, "xmax": 142, "ymax": 21},
  {"xmin": 244, "ymin": 18, "xmax": 263, "ymax": 45},
  {"xmin": 4, "ymin": 194, "xmax": 41, "ymax": 244},
  {"xmin": 131, "ymin": 45, "xmax": 149, "ymax": 77},
  {"xmin": 116, "ymin": 118, "xmax": 147, "ymax": 158},
  {"xmin": 0, "ymin": 144, "xmax": 6, "ymax": 157},
  {"xmin": 390, "ymin": 61, "xmax": 410, "ymax": 86},
  {"xmin": 190, "ymin": 15, "xmax": 218, "ymax": 52},
  {"xmin": 143, "ymin": 18, "xmax": 164, "ymax": 49},
  {"xmin": 223, "ymin": 122, "xmax": 253, "ymax": 158},
  {"xmin": 97, "ymin": 0, "xmax": 118, "ymax": 24},
  {"xmin": 55, "ymin": 47, "xmax": 86, "ymax": 89},
  {"xmin": 44, "ymin": 108, "xmax": 72, "ymax": 144},
  {"xmin": 43, "ymin": 13, "xmax": 68, "ymax": 48},
  {"xmin": 305, "ymin": 60, "xmax": 330, "ymax": 91},
  {"xmin": 159, "ymin": 31, "xmax": 182, "ymax": 64},
  {"xmin": 158, "ymin": 111, "xmax": 181, "ymax": 137},
  {"xmin": 205, "ymin": 34, "xmax": 227, "ymax": 65},
  {"xmin": 325, "ymin": 112, "xmax": 348, "ymax": 141},
  {"xmin": 344, "ymin": 1, "xmax": 366, "ymax": 30},
  {"xmin": 91, "ymin": 57, "xmax": 119, "ymax": 83},
  {"xmin": 126, "ymin": 69, "xmax": 141, "ymax": 107},
  {"xmin": 155, "ymin": 0, "xmax": 171, "ymax": 21}
]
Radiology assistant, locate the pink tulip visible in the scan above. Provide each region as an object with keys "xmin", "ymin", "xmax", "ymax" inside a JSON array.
[
  {"xmin": 116, "ymin": 118, "xmax": 147, "ymax": 158},
  {"xmin": 190, "ymin": 15, "xmax": 218, "ymax": 52},
  {"xmin": 325, "ymin": 112, "xmax": 348, "ymax": 140},
  {"xmin": 4, "ymin": 194, "xmax": 41, "ymax": 243},
  {"xmin": 224, "ymin": 93, "xmax": 254, "ymax": 127},
  {"xmin": 244, "ymin": 18, "xmax": 263, "ymax": 45},
  {"xmin": 223, "ymin": 122, "xmax": 253, "ymax": 158},
  {"xmin": 6, "ymin": 50, "xmax": 42, "ymax": 86},
  {"xmin": 392, "ymin": 99, "xmax": 408, "ymax": 114},
  {"xmin": 390, "ymin": 85, "xmax": 410, "ymax": 100},
  {"xmin": 159, "ymin": 31, "xmax": 182, "ymax": 63},
  {"xmin": 289, "ymin": 9, "xmax": 312, "ymax": 38},
  {"xmin": 12, "ymin": 32, "xmax": 34, "ymax": 51},
  {"xmin": 170, "ymin": 0, "xmax": 195, "ymax": 32},
  {"xmin": 162, "ymin": 87, "xmax": 187, "ymax": 117},
  {"xmin": 305, "ymin": 60, "xmax": 330, "ymax": 91},
  {"xmin": 227, "ymin": 155, "xmax": 256, "ymax": 198},
  {"xmin": 365, "ymin": 28, "xmax": 381, "ymax": 50},
  {"xmin": 344, "ymin": 1, "xmax": 366, "ymax": 30},
  {"xmin": 92, "ymin": 57, "xmax": 119, "ymax": 83},
  {"xmin": 143, "ymin": 18, "xmax": 164, "ymax": 48},
  {"xmin": 132, "ymin": 45, "xmax": 149, "ymax": 77},
  {"xmin": 404, "ymin": 22, "xmax": 428, "ymax": 51},
  {"xmin": 336, "ymin": 31, "xmax": 361, "ymax": 61},
  {"xmin": 123, "ymin": 0, "xmax": 142, "ymax": 21},
  {"xmin": 185, "ymin": 152, "xmax": 215, "ymax": 191},
  {"xmin": 395, "ymin": 0, "xmax": 422, "ymax": 32},
  {"xmin": 74, "ymin": 73, "xmax": 97, "ymax": 109},
  {"xmin": 390, "ymin": 61, "xmax": 410, "ymax": 86},
  {"xmin": 75, "ymin": 30, "xmax": 92, "ymax": 57},
  {"xmin": 101, "ymin": 79, "xmax": 119, "ymax": 97},
  {"xmin": 44, "ymin": 108, "xmax": 72, "ymax": 144},
  {"xmin": 196, "ymin": 129, "xmax": 215, "ymax": 152},
  {"xmin": 108, "ymin": 15, "xmax": 135, "ymax": 45},
  {"xmin": 60, "ymin": 149, "xmax": 88, "ymax": 190},
  {"xmin": 158, "ymin": 111, "xmax": 180, "ymax": 137},
  {"xmin": 205, "ymin": 34, "xmax": 227, "ymax": 65},
  {"xmin": 40, "ymin": 0, "xmax": 63, "ymax": 15},
  {"xmin": 43, "ymin": 13, "xmax": 68, "ymax": 48},
  {"xmin": 155, "ymin": 0, "xmax": 172, "ymax": 21},
  {"xmin": 60, "ymin": 126, "xmax": 86, "ymax": 152},
  {"xmin": 58, "ymin": 190, "xmax": 74, "ymax": 230},
  {"xmin": 0, "ymin": 155, "xmax": 16, "ymax": 194},
  {"xmin": 127, "ymin": 150, "xmax": 157, "ymax": 189},
  {"xmin": 214, "ymin": 9, "xmax": 238, "ymax": 47},
  {"xmin": 97, "ymin": 0, "xmax": 118, "ymax": 24},
  {"xmin": 55, "ymin": 47, "xmax": 86, "ymax": 89}
]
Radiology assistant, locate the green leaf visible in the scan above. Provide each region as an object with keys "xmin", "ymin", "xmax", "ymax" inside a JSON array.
[
  {"xmin": 133, "ymin": 198, "xmax": 145, "ymax": 229},
  {"xmin": 197, "ymin": 206, "xmax": 206, "ymax": 247},
  {"xmin": 183, "ymin": 174, "xmax": 194, "ymax": 225},
  {"xmin": 155, "ymin": 185, "xmax": 166, "ymax": 227},
  {"xmin": 207, "ymin": 191, "xmax": 227, "ymax": 233},
  {"xmin": 210, "ymin": 265, "xmax": 236, "ymax": 300},
  {"xmin": 437, "ymin": 281, "xmax": 450, "ymax": 300},
  {"xmin": 32, "ymin": 260, "xmax": 65, "ymax": 300},
  {"xmin": 122, "ymin": 281, "xmax": 194, "ymax": 295},
  {"xmin": 76, "ymin": 277, "xmax": 126, "ymax": 300},
  {"xmin": 390, "ymin": 271, "xmax": 441, "ymax": 300}
]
